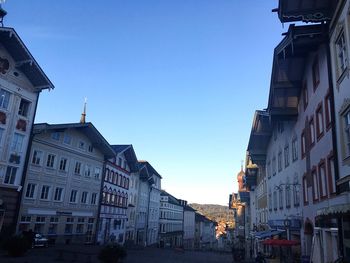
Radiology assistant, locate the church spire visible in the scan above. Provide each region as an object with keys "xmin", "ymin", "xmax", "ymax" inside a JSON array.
[{"xmin": 80, "ymin": 98, "xmax": 87, "ymax": 124}]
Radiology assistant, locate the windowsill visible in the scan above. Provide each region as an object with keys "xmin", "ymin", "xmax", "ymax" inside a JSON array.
[
  {"xmin": 342, "ymin": 155, "xmax": 350, "ymax": 166},
  {"xmin": 317, "ymin": 131, "xmax": 324, "ymax": 142},
  {"xmin": 326, "ymin": 122, "xmax": 332, "ymax": 132}
]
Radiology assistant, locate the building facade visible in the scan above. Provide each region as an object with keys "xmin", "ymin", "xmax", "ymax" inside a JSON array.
[
  {"xmin": 0, "ymin": 26, "xmax": 54, "ymax": 234},
  {"xmin": 17, "ymin": 123, "xmax": 114, "ymax": 244},
  {"xmin": 194, "ymin": 213, "xmax": 216, "ymax": 250},
  {"xmin": 182, "ymin": 204, "xmax": 195, "ymax": 249},
  {"xmin": 97, "ymin": 145, "xmax": 138, "ymax": 245},
  {"xmin": 159, "ymin": 190, "xmax": 184, "ymax": 248}
]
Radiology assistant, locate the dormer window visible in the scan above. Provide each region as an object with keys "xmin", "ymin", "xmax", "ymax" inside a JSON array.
[
  {"xmin": 79, "ymin": 141, "xmax": 85, "ymax": 150},
  {"xmin": 51, "ymin": 132, "xmax": 60, "ymax": 141},
  {"xmin": 18, "ymin": 99, "xmax": 30, "ymax": 117}
]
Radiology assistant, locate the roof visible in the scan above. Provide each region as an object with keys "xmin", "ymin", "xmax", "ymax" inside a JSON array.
[
  {"xmin": 111, "ymin": 144, "xmax": 139, "ymax": 172},
  {"xmin": 0, "ymin": 27, "xmax": 54, "ymax": 90},
  {"xmin": 276, "ymin": 0, "xmax": 338, "ymax": 23},
  {"xmin": 195, "ymin": 213, "xmax": 213, "ymax": 223},
  {"xmin": 184, "ymin": 205, "xmax": 196, "ymax": 212},
  {"xmin": 161, "ymin": 190, "xmax": 181, "ymax": 206},
  {"xmin": 138, "ymin": 160, "xmax": 162, "ymax": 179},
  {"xmin": 33, "ymin": 122, "xmax": 114, "ymax": 159}
]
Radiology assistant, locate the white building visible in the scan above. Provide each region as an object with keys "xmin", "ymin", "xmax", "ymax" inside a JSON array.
[
  {"xmin": 159, "ymin": 191, "xmax": 183, "ymax": 248},
  {"xmin": 182, "ymin": 205, "xmax": 195, "ymax": 249},
  {"xmin": 97, "ymin": 145, "xmax": 138, "ymax": 245},
  {"xmin": 17, "ymin": 123, "xmax": 114, "ymax": 244},
  {"xmin": 0, "ymin": 25, "xmax": 54, "ymax": 234},
  {"xmin": 194, "ymin": 213, "xmax": 216, "ymax": 250},
  {"xmin": 135, "ymin": 161, "xmax": 161, "ymax": 246}
]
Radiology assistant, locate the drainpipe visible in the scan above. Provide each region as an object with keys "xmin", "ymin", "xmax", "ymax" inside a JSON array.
[
  {"xmin": 145, "ymin": 181, "xmax": 153, "ymax": 246},
  {"xmin": 14, "ymin": 91, "xmax": 40, "ymax": 234}
]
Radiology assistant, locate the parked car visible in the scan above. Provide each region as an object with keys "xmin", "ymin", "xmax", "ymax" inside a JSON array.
[{"xmin": 32, "ymin": 233, "xmax": 49, "ymax": 248}]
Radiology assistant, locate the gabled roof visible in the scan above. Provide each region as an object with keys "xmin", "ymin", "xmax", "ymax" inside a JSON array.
[
  {"xmin": 111, "ymin": 144, "xmax": 139, "ymax": 172},
  {"xmin": 0, "ymin": 27, "xmax": 54, "ymax": 90},
  {"xmin": 161, "ymin": 190, "xmax": 181, "ymax": 205},
  {"xmin": 195, "ymin": 212, "xmax": 213, "ymax": 223},
  {"xmin": 33, "ymin": 122, "xmax": 114, "ymax": 159},
  {"xmin": 138, "ymin": 160, "xmax": 162, "ymax": 179},
  {"xmin": 184, "ymin": 205, "xmax": 196, "ymax": 212}
]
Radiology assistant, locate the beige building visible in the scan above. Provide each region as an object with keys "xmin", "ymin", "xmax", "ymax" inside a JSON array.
[
  {"xmin": 0, "ymin": 24, "xmax": 54, "ymax": 234},
  {"xmin": 17, "ymin": 123, "xmax": 114, "ymax": 244}
]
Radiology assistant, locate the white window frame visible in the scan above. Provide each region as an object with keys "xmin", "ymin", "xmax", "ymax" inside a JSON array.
[
  {"xmin": 40, "ymin": 185, "xmax": 51, "ymax": 200},
  {"xmin": 25, "ymin": 183, "xmax": 36, "ymax": 199}
]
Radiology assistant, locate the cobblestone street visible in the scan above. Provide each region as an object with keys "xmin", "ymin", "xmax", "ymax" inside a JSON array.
[{"xmin": 1, "ymin": 246, "xmax": 234, "ymax": 263}]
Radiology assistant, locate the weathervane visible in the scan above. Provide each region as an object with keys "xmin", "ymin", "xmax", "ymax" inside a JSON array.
[{"xmin": 0, "ymin": 0, "xmax": 7, "ymax": 27}]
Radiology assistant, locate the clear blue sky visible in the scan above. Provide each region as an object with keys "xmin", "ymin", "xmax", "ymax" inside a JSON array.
[{"xmin": 4, "ymin": 1, "xmax": 285, "ymax": 205}]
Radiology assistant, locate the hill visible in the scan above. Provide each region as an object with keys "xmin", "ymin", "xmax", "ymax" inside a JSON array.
[{"xmin": 189, "ymin": 203, "xmax": 234, "ymax": 225}]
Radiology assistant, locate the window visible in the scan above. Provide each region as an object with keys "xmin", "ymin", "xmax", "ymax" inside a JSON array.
[
  {"xmin": 301, "ymin": 131, "xmax": 306, "ymax": 158},
  {"xmin": 335, "ymin": 30, "xmax": 348, "ymax": 76},
  {"xmin": 118, "ymin": 157, "xmax": 122, "ymax": 166},
  {"xmin": 40, "ymin": 185, "xmax": 50, "ymax": 200},
  {"xmin": 48, "ymin": 217, "xmax": 58, "ymax": 234},
  {"xmin": 278, "ymin": 151, "xmax": 282, "ymax": 172},
  {"xmin": 11, "ymin": 133, "xmax": 24, "ymax": 153},
  {"xmin": 292, "ymin": 138, "xmax": 298, "ymax": 161},
  {"xmin": 312, "ymin": 169, "xmax": 319, "ymax": 201},
  {"xmin": 267, "ymin": 161, "xmax": 271, "ymax": 178},
  {"xmin": 54, "ymin": 187, "xmax": 63, "ymax": 201},
  {"xmin": 279, "ymin": 187, "xmax": 283, "ymax": 209},
  {"xmin": 70, "ymin": 190, "xmax": 78, "ymax": 203},
  {"xmin": 84, "ymin": 165, "xmax": 91, "ymax": 177},
  {"xmin": 303, "ymin": 81, "xmax": 308, "ymax": 110},
  {"xmin": 273, "ymin": 191, "xmax": 277, "ymax": 211},
  {"xmin": 303, "ymin": 175, "xmax": 308, "ymax": 204},
  {"xmin": 328, "ymin": 156, "xmax": 336, "ymax": 194},
  {"xmin": 316, "ymin": 104, "xmax": 324, "ymax": 139},
  {"xmin": 294, "ymin": 184, "xmax": 300, "ymax": 207},
  {"xmin": 272, "ymin": 156, "xmax": 276, "ymax": 176},
  {"xmin": 4, "ymin": 166, "xmax": 17, "ymax": 184},
  {"xmin": 51, "ymin": 132, "xmax": 60, "ymax": 141},
  {"xmin": 31, "ymin": 150, "xmax": 43, "ymax": 165},
  {"xmin": 81, "ymin": 191, "xmax": 88, "ymax": 204},
  {"xmin": 309, "ymin": 119, "xmax": 316, "ymax": 149},
  {"xmin": 325, "ymin": 93, "xmax": 332, "ymax": 129},
  {"xmin": 0, "ymin": 88, "xmax": 11, "ymax": 109},
  {"xmin": 286, "ymin": 185, "xmax": 291, "ymax": 208},
  {"xmin": 268, "ymin": 191, "xmax": 272, "ymax": 211},
  {"xmin": 34, "ymin": 217, "xmax": 45, "ymax": 233},
  {"xmin": 319, "ymin": 162, "xmax": 327, "ymax": 198},
  {"xmin": 91, "ymin": 193, "xmax": 97, "ymax": 205},
  {"xmin": 312, "ymin": 57, "xmax": 320, "ymax": 90},
  {"xmin": 25, "ymin": 183, "xmax": 36, "ymax": 198},
  {"xmin": 74, "ymin": 161, "xmax": 81, "ymax": 175},
  {"xmin": 46, "ymin": 154, "xmax": 55, "ymax": 168},
  {"xmin": 105, "ymin": 169, "xmax": 110, "ymax": 181},
  {"xmin": 76, "ymin": 223, "xmax": 84, "ymax": 234},
  {"xmin": 59, "ymin": 157, "xmax": 68, "ymax": 171},
  {"xmin": 88, "ymin": 145, "xmax": 93, "ymax": 152},
  {"xmin": 63, "ymin": 134, "xmax": 71, "ymax": 145},
  {"xmin": 284, "ymin": 145, "xmax": 289, "ymax": 167},
  {"xmin": 79, "ymin": 141, "xmax": 85, "ymax": 149},
  {"xmin": 94, "ymin": 167, "xmax": 101, "ymax": 179},
  {"xmin": 18, "ymin": 99, "xmax": 30, "ymax": 117}
]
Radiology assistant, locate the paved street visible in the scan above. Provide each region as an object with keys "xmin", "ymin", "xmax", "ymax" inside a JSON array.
[{"xmin": 1, "ymin": 245, "xmax": 235, "ymax": 263}]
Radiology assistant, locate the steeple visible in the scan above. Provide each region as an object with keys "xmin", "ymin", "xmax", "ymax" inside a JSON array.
[{"xmin": 80, "ymin": 98, "xmax": 87, "ymax": 124}]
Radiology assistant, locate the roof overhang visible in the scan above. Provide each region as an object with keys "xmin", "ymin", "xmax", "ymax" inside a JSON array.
[
  {"xmin": 247, "ymin": 110, "xmax": 272, "ymax": 164},
  {"xmin": 34, "ymin": 122, "xmax": 114, "ymax": 158},
  {"xmin": 276, "ymin": 0, "xmax": 339, "ymax": 23},
  {"xmin": 268, "ymin": 24, "xmax": 328, "ymax": 121},
  {"xmin": 111, "ymin": 145, "xmax": 139, "ymax": 172},
  {"xmin": 0, "ymin": 27, "xmax": 54, "ymax": 90}
]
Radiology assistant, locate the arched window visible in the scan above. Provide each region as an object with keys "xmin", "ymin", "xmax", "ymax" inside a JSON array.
[
  {"xmin": 102, "ymin": 192, "xmax": 106, "ymax": 203},
  {"xmin": 105, "ymin": 168, "xmax": 110, "ymax": 181},
  {"xmin": 110, "ymin": 171, "xmax": 114, "ymax": 183},
  {"xmin": 117, "ymin": 191, "xmax": 121, "ymax": 206},
  {"xmin": 113, "ymin": 172, "xmax": 118, "ymax": 184},
  {"xmin": 125, "ymin": 193, "xmax": 128, "ymax": 207},
  {"xmin": 126, "ymin": 178, "xmax": 130, "ymax": 189}
]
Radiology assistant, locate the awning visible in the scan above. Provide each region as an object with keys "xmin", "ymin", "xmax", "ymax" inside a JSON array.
[
  {"xmin": 262, "ymin": 239, "xmax": 300, "ymax": 246},
  {"xmin": 317, "ymin": 203, "xmax": 350, "ymax": 216},
  {"xmin": 255, "ymin": 229, "xmax": 285, "ymax": 239}
]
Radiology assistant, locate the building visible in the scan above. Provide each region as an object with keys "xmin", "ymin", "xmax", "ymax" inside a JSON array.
[
  {"xmin": 159, "ymin": 190, "xmax": 184, "ymax": 248},
  {"xmin": 0, "ymin": 18, "xmax": 54, "ymax": 234},
  {"xmin": 135, "ymin": 161, "xmax": 161, "ymax": 246},
  {"xmin": 182, "ymin": 204, "xmax": 195, "ymax": 249},
  {"xmin": 194, "ymin": 213, "xmax": 216, "ymax": 250},
  {"xmin": 328, "ymin": 0, "xmax": 350, "ymax": 261},
  {"xmin": 97, "ymin": 145, "xmax": 138, "ymax": 245},
  {"xmin": 17, "ymin": 122, "xmax": 114, "ymax": 244}
]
